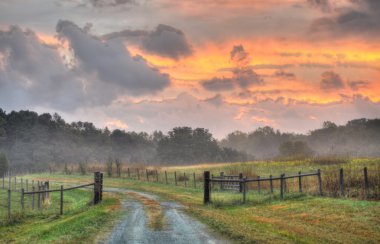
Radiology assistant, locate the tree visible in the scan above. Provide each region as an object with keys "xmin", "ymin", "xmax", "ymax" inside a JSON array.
[
  {"xmin": 0, "ymin": 153, "xmax": 9, "ymax": 177},
  {"xmin": 279, "ymin": 141, "xmax": 314, "ymax": 159}
]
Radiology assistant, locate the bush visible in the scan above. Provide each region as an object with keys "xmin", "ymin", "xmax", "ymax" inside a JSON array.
[{"xmin": 78, "ymin": 162, "xmax": 87, "ymax": 175}]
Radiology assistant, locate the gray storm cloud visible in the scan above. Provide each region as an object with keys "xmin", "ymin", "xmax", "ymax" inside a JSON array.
[
  {"xmin": 0, "ymin": 26, "xmax": 85, "ymax": 110},
  {"xmin": 103, "ymin": 24, "xmax": 193, "ymax": 60},
  {"xmin": 310, "ymin": 0, "xmax": 380, "ymax": 38},
  {"xmin": 0, "ymin": 21, "xmax": 171, "ymax": 111},
  {"xmin": 56, "ymin": 20, "xmax": 170, "ymax": 96}
]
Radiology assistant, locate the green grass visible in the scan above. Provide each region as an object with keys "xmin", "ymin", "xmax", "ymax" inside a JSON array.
[
  {"xmin": 0, "ymin": 182, "xmax": 123, "ymax": 243},
  {"xmin": 25, "ymin": 171, "xmax": 380, "ymax": 244}
]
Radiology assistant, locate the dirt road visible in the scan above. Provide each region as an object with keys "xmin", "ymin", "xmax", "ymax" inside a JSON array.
[{"xmin": 104, "ymin": 189, "xmax": 229, "ymax": 244}]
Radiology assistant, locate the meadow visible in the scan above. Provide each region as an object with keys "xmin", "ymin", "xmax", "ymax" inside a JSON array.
[{"xmin": 10, "ymin": 157, "xmax": 379, "ymax": 243}]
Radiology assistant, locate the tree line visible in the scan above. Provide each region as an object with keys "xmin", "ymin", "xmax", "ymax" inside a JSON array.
[
  {"xmin": 0, "ymin": 108, "xmax": 379, "ymax": 175},
  {"xmin": 0, "ymin": 108, "xmax": 246, "ymax": 174}
]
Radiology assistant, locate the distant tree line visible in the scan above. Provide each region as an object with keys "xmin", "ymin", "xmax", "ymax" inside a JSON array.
[
  {"xmin": 221, "ymin": 120, "xmax": 380, "ymax": 159},
  {"xmin": 0, "ymin": 108, "xmax": 246, "ymax": 172},
  {"xmin": 0, "ymin": 108, "xmax": 379, "ymax": 172}
]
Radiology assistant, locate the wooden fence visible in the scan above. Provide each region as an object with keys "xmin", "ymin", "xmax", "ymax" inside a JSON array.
[
  {"xmin": 0, "ymin": 172, "xmax": 103, "ymax": 220},
  {"xmin": 203, "ymin": 170, "xmax": 322, "ymax": 204}
]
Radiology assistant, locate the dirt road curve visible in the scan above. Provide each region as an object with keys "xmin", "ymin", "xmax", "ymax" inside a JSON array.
[{"xmin": 104, "ymin": 189, "xmax": 229, "ymax": 244}]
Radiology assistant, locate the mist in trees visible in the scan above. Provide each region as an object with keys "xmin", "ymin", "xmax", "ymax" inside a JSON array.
[
  {"xmin": 0, "ymin": 108, "xmax": 379, "ymax": 172},
  {"xmin": 0, "ymin": 108, "xmax": 246, "ymax": 171}
]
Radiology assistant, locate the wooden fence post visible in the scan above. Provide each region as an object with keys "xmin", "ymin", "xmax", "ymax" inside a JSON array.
[
  {"xmin": 60, "ymin": 185, "xmax": 63, "ymax": 215},
  {"xmin": 174, "ymin": 171, "xmax": 177, "ymax": 186},
  {"xmin": 94, "ymin": 172, "xmax": 102, "ymax": 204},
  {"xmin": 203, "ymin": 171, "xmax": 210, "ymax": 204},
  {"xmin": 284, "ymin": 174, "xmax": 287, "ymax": 193},
  {"xmin": 257, "ymin": 176, "xmax": 261, "ymax": 194},
  {"xmin": 100, "ymin": 173, "xmax": 103, "ymax": 201},
  {"xmin": 193, "ymin": 172, "xmax": 196, "ymax": 188},
  {"xmin": 363, "ymin": 167, "xmax": 369, "ymax": 198},
  {"xmin": 239, "ymin": 173, "xmax": 243, "ymax": 193},
  {"xmin": 298, "ymin": 171, "xmax": 302, "ymax": 193},
  {"xmin": 7, "ymin": 189, "xmax": 11, "ymax": 219},
  {"xmin": 339, "ymin": 168, "xmax": 344, "ymax": 197},
  {"xmin": 220, "ymin": 172, "xmax": 224, "ymax": 190},
  {"xmin": 317, "ymin": 169, "xmax": 323, "ymax": 196},
  {"xmin": 242, "ymin": 178, "xmax": 247, "ymax": 203},
  {"xmin": 165, "ymin": 171, "xmax": 168, "ymax": 184},
  {"xmin": 280, "ymin": 174, "xmax": 285, "ymax": 199},
  {"xmin": 32, "ymin": 186, "xmax": 35, "ymax": 210},
  {"xmin": 21, "ymin": 188, "xmax": 24, "ymax": 210},
  {"xmin": 269, "ymin": 175, "xmax": 273, "ymax": 193},
  {"xmin": 38, "ymin": 184, "xmax": 41, "ymax": 209}
]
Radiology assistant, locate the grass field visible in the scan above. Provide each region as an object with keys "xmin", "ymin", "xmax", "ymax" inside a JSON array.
[
  {"xmin": 0, "ymin": 181, "xmax": 123, "ymax": 243},
  {"xmin": 1, "ymin": 158, "xmax": 379, "ymax": 243},
  {"xmin": 25, "ymin": 161, "xmax": 380, "ymax": 244}
]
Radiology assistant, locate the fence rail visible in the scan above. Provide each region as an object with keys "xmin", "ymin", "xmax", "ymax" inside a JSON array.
[{"xmin": 0, "ymin": 172, "xmax": 103, "ymax": 221}]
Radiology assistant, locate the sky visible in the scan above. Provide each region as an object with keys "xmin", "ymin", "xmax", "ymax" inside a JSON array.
[{"xmin": 0, "ymin": 0, "xmax": 379, "ymax": 138}]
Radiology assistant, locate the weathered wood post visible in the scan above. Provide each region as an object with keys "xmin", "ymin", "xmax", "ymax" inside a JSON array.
[
  {"xmin": 269, "ymin": 175, "xmax": 273, "ymax": 193},
  {"xmin": 38, "ymin": 184, "xmax": 41, "ymax": 209},
  {"xmin": 203, "ymin": 171, "xmax": 211, "ymax": 204},
  {"xmin": 100, "ymin": 173, "xmax": 103, "ymax": 201},
  {"xmin": 363, "ymin": 167, "xmax": 369, "ymax": 198},
  {"xmin": 242, "ymin": 178, "xmax": 247, "ymax": 203},
  {"xmin": 280, "ymin": 174, "xmax": 285, "ymax": 199},
  {"xmin": 165, "ymin": 171, "xmax": 168, "ymax": 184},
  {"xmin": 298, "ymin": 171, "xmax": 302, "ymax": 193},
  {"xmin": 156, "ymin": 170, "xmax": 159, "ymax": 182},
  {"xmin": 45, "ymin": 181, "xmax": 50, "ymax": 200},
  {"xmin": 21, "ymin": 188, "xmax": 24, "ymax": 210},
  {"xmin": 60, "ymin": 185, "xmax": 63, "ymax": 215},
  {"xmin": 339, "ymin": 168, "xmax": 344, "ymax": 197},
  {"xmin": 239, "ymin": 173, "xmax": 243, "ymax": 193},
  {"xmin": 7, "ymin": 189, "xmax": 11, "ymax": 219},
  {"xmin": 146, "ymin": 169, "xmax": 149, "ymax": 181},
  {"xmin": 317, "ymin": 169, "xmax": 323, "ymax": 196},
  {"xmin": 174, "ymin": 171, "xmax": 177, "ymax": 186},
  {"xmin": 32, "ymin": 186, "xmax": 35, "ymax": 210},
  {"xmin": 257, "ymin": 176, "xmax": 261, "ymax": 194},
  {"xmin": 193, "ymin": 172, "xmax": 196, "ymax": 188},
  {"xmin": 283, "ymin": 174, "xmax": 287, "ymax": 193},
  {"xmin": 94, "ymin": 172, "xmax": 102, "ymax": 204},
  {"xmin": 220, "ymin": 172, "xmax": 224, "ymax": 190}
]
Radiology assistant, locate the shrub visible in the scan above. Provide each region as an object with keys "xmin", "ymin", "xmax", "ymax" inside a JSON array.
[{"xmin": 0, "ymin": 153, "xmax": 9, "ymax": 177}]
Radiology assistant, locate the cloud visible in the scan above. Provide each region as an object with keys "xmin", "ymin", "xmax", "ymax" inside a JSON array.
[
  {"xmin": 310, "ymin": 0, "xmax": 380, "ymax": 38},
  {"xmin": 103, "ymin": 24, "xmax": 193, "ymax": 60},
  {"xmin": 56, "ymin": 20, "xmax": 170, "ymax": 96},
  {"xmin": 202, "ymin": 77, "xmax": 234, "ymax": 91},
  {"xmin": 0, "ymin": 21, "xmax": 171, "ymax": 112},
  {"xmin": 273, "ymin": 70, "xmax": 296, "ymax": 80},
  {"xmin": 307, "ymin": 0, "xmax": 332, "ymax": 12},
  {"xmin": 0, "ymin": 25, "xmax": 85, "ymax": 111},
  {"xmin": 89, "ymin": 0, "xmax": 136, "ymax": 8},
  {"xmin": 202, "ymin": 45, "xmax": 264, "ymax": 91},
  {"xmin": 348, "ymin": 80, "xmax": 370, "ymax": 91},
  {"xmin": 320, "ymin": 71, "xmax": 344, "ymax": 90}
]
